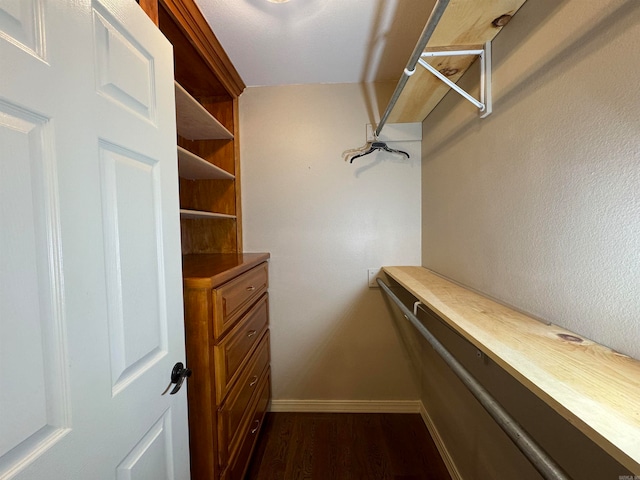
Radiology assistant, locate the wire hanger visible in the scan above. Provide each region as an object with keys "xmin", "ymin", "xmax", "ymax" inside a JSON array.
[{"xmin": 344, "ymin": 132, "xmax": 410, "ymax": 164}]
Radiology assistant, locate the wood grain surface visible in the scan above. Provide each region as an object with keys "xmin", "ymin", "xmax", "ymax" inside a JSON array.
[
  {"xmin": 246, "ymin": 413, "xmax": 451, "ymax": 480},
  {"xmin": 383, "ymin": 266, "xmax": 640, "ymax": 474},
  {"xmin": 387, "ymin": 0, "xmax": 528, "ymax": 123}
]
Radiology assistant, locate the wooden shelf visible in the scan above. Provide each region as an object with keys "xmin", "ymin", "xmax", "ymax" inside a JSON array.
[
  {"xmin": 177, "ymin": 146, "xmax": 234, "ymax": 180},
  {"xmin": 383, "ymin": 266, "xmax": 640, "ymax": 474},
  {"xmin": 158, "ymin": 0, "xmax": 243, "ymax": 255},
  {"xmin": 387, "ymin": 0, "xmax": 528, "ymax": 123},
  {"xmin": 182, "ymin": 253, "xmax": 270, "ymax": 289},
  {"xmin": 180, "ymin": 209, "xmax": 236, "ymax": 220},
  {"xmin": 175, "ymin": 82, "xmax": 233, "ymax": 140}
]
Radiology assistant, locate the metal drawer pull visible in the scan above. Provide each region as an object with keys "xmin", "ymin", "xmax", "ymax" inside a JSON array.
[
  {"xmin": 247, "ymin": 329, "xmax": 257, "ymax": 338},
  {"xmin": 246, "ymin": 285, "xmax": 256, "ymax": 292},
  {"xmin": 249, "ymin": 375, "xmax": 259, "ymax": 387},
  {"xmin": 250, "ymin": 420, "xmax": 260, "ymax": 434}
]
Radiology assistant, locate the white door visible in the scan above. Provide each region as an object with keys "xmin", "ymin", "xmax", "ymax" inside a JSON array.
[{"xmin": 0, "ymin": 1, "xmax": 189, "ymax": 479}]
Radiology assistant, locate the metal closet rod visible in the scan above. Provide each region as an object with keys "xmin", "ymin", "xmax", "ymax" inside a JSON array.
[
  {"xmin": 376, "ymin": 278, "xmax": 570, "ymax": 480},
  {"xmin": 375, "ymin": 0, "xmax": 450, "ymax": 138}
]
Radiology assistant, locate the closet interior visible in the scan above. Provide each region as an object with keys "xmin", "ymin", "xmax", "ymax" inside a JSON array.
[{"xmin": 137, "ymin": 0, "xmax": 640, "ymax": 478}]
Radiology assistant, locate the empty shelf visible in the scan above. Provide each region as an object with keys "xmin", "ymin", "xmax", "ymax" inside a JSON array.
[
  {"xmin": 177, "ymin": 146, "xmax": 234, "ymax": 180},
  {"xmin": 383, "ymin": 266, "xmax": 640, "ymax": 474},
  {"xmin": 180, "ymin": 209, "xmax": 236, "ymax": 220},
  {"xmin": 175, "ymin": 82, "xmax": 233, "ymax": 140}
]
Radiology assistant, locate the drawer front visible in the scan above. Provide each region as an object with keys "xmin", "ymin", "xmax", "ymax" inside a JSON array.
[
  {"xmin": 218, "ymin": 332, "xmax": 270, "ymax": 466},
  {"xmin": 215, "ymin": 294, "xmax": 269, "ymax": 401},
  {"xmin": 213, "ymin": 262, "xmax": 268, "ymax": 339},
  {"xmin": 228, "ymin": 371, "xmax": 271, "ymax": 480}
]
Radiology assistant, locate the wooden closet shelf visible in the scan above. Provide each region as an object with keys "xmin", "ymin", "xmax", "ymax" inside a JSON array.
[
  {"xmin": 175, "ymin": 82, "xmax": 233, "ymax": 140},
  {"xmin": 177, "ymin": 146, "xmax": 234, "ymax": 180},
  {"xmin": 382, "ymin": 266, "xmax": 640, "ymax": 474},
  {"xmin": 387, "ymin": 0, "xmax": 528, "ymax": 124},
  {"xmin": 180, "ymin": 209, "xmax": 236, "ymax": 220}
]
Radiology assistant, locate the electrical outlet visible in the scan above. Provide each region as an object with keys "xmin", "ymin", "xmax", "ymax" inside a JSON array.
[{"xmin": 368, "ymin": 268, "xmax": 381, "ymax": 288}]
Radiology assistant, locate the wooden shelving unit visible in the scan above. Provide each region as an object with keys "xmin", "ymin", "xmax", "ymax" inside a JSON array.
[
  {"xmin": 383, "ymin": 266, "xmax": 640, "ymax": 474},
  {"xmin": 154, "ymin": 0, "xmax": 245, "ymax": 254},
  {"xmin": 139, "ymin": 3, "xmax": 272, "ymax": 480},
  {"xmin": 174, "ymin": 76, "xmax": 239, "ymax": 248}
]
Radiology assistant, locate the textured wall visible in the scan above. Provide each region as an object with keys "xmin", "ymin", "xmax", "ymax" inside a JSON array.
[
  {"xmin": 240, "ymin": 83, "xmax": 421, "ymax": 401},
  {"xmin": 422, "ymin": 0, "xmax": 640, "ymax": 359}
]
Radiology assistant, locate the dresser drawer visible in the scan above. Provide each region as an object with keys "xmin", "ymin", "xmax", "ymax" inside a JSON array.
[
  {"xmin": 212, "ymin": 262, "xmax": 268, "ymax": 339},
  {"xmin": 218, "ymin": 333, "xmax": 270, "ymax": 466},
  {"xmin": 227, "ymin": 371, "xmax": 271, "ymax": 480},
  {"xmin": 214, "ymin": 294, "xmax": 269, "ymax": 401}
]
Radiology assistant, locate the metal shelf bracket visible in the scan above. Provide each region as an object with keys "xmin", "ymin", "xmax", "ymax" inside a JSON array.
[{"xmin": 416, "ymin": 41, "xmax": 492, "ymax": 118}]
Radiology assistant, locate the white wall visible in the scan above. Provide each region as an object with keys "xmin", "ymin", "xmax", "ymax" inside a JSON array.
[
  {"xmin": 421, "ymin": 0, "xmax": 640, "ymax": 359},
  {"xmin": 239, "ymin": 83, "xmax": 421, "ymax": 401}
]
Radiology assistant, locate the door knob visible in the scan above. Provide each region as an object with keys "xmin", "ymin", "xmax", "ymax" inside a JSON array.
[{"xmin": 162, "ymin": 362, "xmax": 192, "ymax": 395}]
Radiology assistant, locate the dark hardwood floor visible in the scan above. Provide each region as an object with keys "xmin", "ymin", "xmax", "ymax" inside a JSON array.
[{"xmin": 246, "ymin": 413, "xmax": 451, "ymax": 480}]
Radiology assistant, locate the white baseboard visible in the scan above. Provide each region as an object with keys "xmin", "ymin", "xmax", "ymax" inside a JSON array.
[
  {"xmin": 268, "ymin": 399, "xmax": 422, "ymax": 414},
  {"xmin": 419, "ymin": 403, "xmax": 463, "ymax": 480}
]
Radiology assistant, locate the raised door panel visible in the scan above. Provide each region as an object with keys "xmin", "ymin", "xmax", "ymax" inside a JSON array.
[
  {"xmin": 0, "ymin": 101, "xmax": 70, "ymax": 478},
  {"xmin": 116, "ymin": 410, "xmax": 175, "ymax": 480},
  {"xmin": 99, "ymin": 142, "xmax": 168, "ymax": 395},
  {"xmin": 0, "ymin": 0, "xmax": 45, "ymax": 60},
  {"xmin": 94, "ymin": 8, "xmax": 157, "ymax": 122}
]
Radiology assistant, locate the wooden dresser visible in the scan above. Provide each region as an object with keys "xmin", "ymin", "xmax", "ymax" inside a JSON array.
[{"xmin": 183, "ymin": 253, "xmax": 271, "ymax": 480}]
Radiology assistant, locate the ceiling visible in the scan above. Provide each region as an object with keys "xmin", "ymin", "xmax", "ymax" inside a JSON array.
[{"xmin": 194, "ymin": 0, "xmax": 437, "ymax": 87}]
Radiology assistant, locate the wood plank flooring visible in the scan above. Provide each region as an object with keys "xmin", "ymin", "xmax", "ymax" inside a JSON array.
[{"xmin": 246, "ymin": 413, "xmax": 451, "ymax": 480}]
